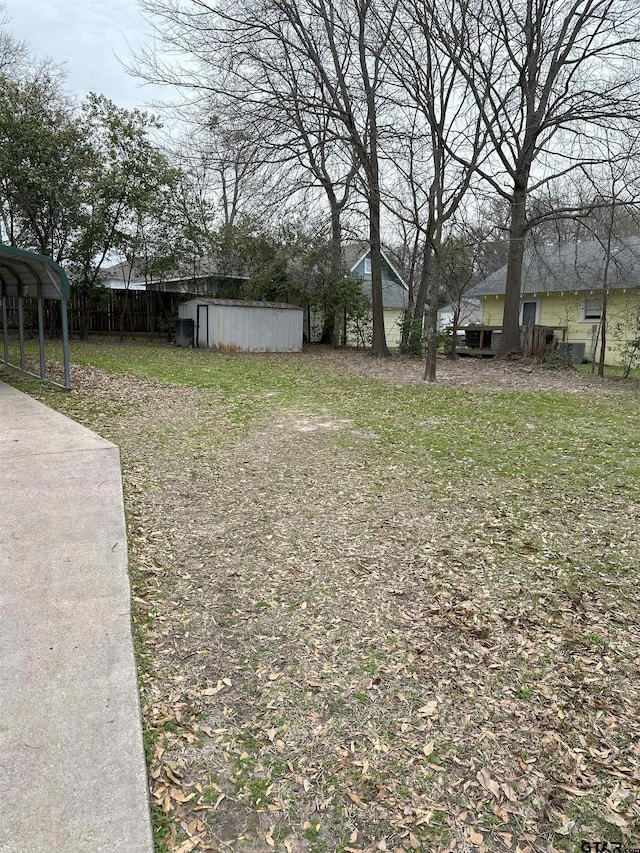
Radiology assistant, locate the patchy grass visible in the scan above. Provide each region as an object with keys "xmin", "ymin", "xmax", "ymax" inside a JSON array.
[{"xmin": 2, "ymin": 339, "xmax": 640, "ymax": 853}]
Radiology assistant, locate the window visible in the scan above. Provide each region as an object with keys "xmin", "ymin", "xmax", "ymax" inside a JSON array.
[
  {"xmin": 582, "ymin": 296, "xmax": 603, "ymax": 321},
  {"xmin": 363, "ymin": 256, "xmax": 372, "ymax": 274}
]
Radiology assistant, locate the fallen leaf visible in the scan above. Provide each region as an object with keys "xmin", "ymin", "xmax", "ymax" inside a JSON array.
[
  {"xmin": 555, "ymin": 783, "xmax": 583, "ymax": 797},
  {"xmin": 174, "ymin": 840, "xmax": 198, "ymax": 853},
  {"xmin": 465, "ymin": 826, "xmax": 484, "ymax": 846},
  {"xmin": 172, "ymin": 791, "xmax": 195, "ymax": 804},
  {"xmin": 501, "ymin": 782, "xmax": 518, "ymax": 802},
  {"xmin": 477, "ymin": 767, "xmax": 501, "ymax": 799},
  {"xmin": 603, "ymin": 807, "xmax": 628, "ymax": 828}
]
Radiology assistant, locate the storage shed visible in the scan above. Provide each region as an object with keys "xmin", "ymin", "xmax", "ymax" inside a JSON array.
[{"xmin": 179, "ymin": 298, "xmax": 304, "ymax": 352}]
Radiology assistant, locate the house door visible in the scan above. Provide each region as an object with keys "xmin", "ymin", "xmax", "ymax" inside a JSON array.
[
  {"xmin": 196, "ymin": 305, "xmax": 209, "ymax": 348},
  {"xmin": 521, "ymin": 301, "xmax": 537, "ymax": 326}
]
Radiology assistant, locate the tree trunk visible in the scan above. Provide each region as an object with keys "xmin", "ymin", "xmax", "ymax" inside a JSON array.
[
  {"xmin": 80, "ymin": 286, "xmax": 90, "ymax": 340},
  {"xmin": 408, "ymin": 214, "xmax": 441, "ymax": 357},
  {"xmin": 496, "ymin": 180, "xmax": 528, "ymax": 358},
  {"xmin": 408, "ymin": 238, "xmax": 431, "ymax": 356},
  {"xmin": 598, "ymin": 294, "xmax": 608, "ymax": 378},
  {"xmin": 365, "ymin": 85, "xmax": 389, "ymax": 359},
  {"xmin": 320, "ymin": 203, "xmax": 343, "ymax": 345},
  {"xmin": 120, "ymin": 288, "xmax": 131, "ymax": 340},
  {"xmin": 399, "ymin": 241, "xmax": 419, "ymax": 353},
  {"xmin": 449, "ymin": 308, "xmax": 460, "ymax": 359},
  {"xmin": 423, "ymin": 251, "xmax": 440, "ymax": 382},
  {"xmin": 598, "ymin": 211, "xmax": 614, "ymax": 378},
  {"xmin": 147, "ymin": 291, "xmax": 155, "ymax": 337},
  {"xmin": 369, "ymin": 176, "xmax": 389, "ymax": 358}
]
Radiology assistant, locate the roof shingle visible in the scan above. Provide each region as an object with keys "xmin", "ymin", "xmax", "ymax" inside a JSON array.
[{"xmin": 470, "ymin": 238, "xmax": 640, "ymax": 297}]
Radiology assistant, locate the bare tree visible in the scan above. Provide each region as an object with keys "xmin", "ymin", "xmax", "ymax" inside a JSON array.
[
  {"xmin": 202, "ymin": 41, "xmax": 360, "ymax": 342},
  {"xmin": 571, "ymin": 132, "xmax": 640, "ymax": 375},
  {"xmin": 0, "ymin": 4, "xmax": 28, "ymax": 75},
  {"xmin": 382, "ymin": 128, "xmax": 431, "ymax": 338},
  {"xmin": 381, "ymin": 2, "xmax": 486, "ymax": 379},
  {"xmin": 422, "ymin": 0, "xmax": 640, "ymax": 357},
  {"xmin": 140, "ymin": 0, "xmax": 398, "ymax": 355},
  {"xmin": 199, "ymin": 119, "xmax": 267, "ymax": 229}
]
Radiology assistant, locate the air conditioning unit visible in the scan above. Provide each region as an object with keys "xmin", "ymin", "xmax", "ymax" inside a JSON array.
[{"xmin": 558, "ymin": 341, "xmax": 586, "ymax": 363}]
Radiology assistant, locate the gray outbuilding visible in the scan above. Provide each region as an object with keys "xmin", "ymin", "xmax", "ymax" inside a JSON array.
[{"xmin": 179, "ymin": 298, "xmax": 304, "ymax": 352}]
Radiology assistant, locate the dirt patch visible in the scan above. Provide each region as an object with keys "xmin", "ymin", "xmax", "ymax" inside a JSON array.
[
  {"xmin": 276, "ymin": 415, "xmax": 354, "ymax": 433},
  {"xmin": 303, "ymin": 348, "xmax": 637, "ymax": 394}
]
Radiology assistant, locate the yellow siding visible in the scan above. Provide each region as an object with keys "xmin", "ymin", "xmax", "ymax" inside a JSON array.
[
  {"xmin": 345, "ymin": 309, "xmax": 405, "ymax": 349},
  {"xmin": 480, "ymin": 289, "xmax": 640, "ymax": 366},
  {"xmin": 383, "ymin": 309, "xmax": 405, "ymax": 348}
]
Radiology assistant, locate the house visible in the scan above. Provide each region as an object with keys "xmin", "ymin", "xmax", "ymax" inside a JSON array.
[
  {"xmin": 100, "ymin": 260, "xmax": 249, "ymax": 297},
  {"xmin": 345, "ymin": 242, "xmax": 409, "ymax": 347},
  {"xmin": 469, "ymin": 239, "xmax": 640, "ymax": 365},
  {"xmin": 178, "ymin": 298, "xmax": 303, "ymax": 352},
  {"xmin": 91, "ymin": 260, "xmax": 250, "ymax": 335},
  {"xmin": 306, "ymin": 242, "xmax": 409, "ymax": 347}
]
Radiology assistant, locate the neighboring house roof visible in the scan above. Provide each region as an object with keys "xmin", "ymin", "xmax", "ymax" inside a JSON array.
[
  {"xmin": 470, "ymin": 238, "xmax": 640, "ymax": 297},
  {"xmin": 437, "ymin": 298, "xmax": 482, "ymax": 328},
  {"xmin": 344, "ymin": 240, "xmax": 409, "ymax": 310},
  {"xmin": 99, "ymin": 259, "xmax": 249, "ymax": 289}
]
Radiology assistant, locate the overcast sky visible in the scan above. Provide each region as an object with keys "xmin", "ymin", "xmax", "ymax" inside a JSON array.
[{"xmin": 4, "ymin": 0, "xmax": 169, "ymax": 111}]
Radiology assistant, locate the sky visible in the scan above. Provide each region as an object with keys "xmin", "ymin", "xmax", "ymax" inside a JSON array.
[{"xmin": 4, "ymin": 0, "xmax": 169, "ymax": 111}]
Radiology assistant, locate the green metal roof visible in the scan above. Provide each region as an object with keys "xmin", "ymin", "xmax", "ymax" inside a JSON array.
[{"xmin": 0, "ymin": 244, "xmax": 70, "ymax": 301}]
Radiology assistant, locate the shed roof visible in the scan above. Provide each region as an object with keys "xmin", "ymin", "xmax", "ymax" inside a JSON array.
[
  {"xmin": 185, "ymin": 298, "xmax": 302, "ymax": 311},
  {"xmin": 470, "ymin": 238, "xmax": 640, "ymax": 297},
  {"xmin": 0, "ymin": 244, "xmax": 70, "ymax": 300}
]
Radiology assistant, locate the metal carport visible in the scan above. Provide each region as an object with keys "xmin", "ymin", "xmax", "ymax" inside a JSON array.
[{"xmin": 0, "ymin": 244, "xmax": 71, "ymax": 390}]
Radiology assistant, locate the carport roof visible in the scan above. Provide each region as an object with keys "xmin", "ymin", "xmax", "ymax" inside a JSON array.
[{"xmin": 0, "ymin": 244, "xmax": 70, "ymax": 301}]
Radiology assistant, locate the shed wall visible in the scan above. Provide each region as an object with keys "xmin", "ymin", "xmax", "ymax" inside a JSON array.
[
  {"xmin": 178, "ymin": 300, "xmax": 198, "ymax": 324},
  {"xmin": 180, "ymin": 300, "xmax": 303, "ymax": 352}
]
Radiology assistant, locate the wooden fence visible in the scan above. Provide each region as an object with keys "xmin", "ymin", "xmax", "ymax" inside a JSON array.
[{"xmin": 2, "ymin": 289, "xmax": 187, "ymax": 337}]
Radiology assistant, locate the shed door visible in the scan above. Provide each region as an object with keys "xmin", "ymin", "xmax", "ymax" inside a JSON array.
[{"xmin": 196, "ymin": 304, "xmax": 209, "ymax": 348}]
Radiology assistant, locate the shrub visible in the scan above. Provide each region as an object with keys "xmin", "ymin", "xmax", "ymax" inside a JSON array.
[{"xmin": 543, "ymin": 350, "xmax": 575, "ymax": 370}]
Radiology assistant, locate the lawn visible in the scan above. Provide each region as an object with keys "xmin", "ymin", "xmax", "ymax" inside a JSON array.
[{"xmin": 2, "ymin": 340, "xmax": 639, "ymax": 853}]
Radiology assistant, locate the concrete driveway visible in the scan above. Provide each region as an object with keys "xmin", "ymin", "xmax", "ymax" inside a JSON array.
[{"xmin": 0, "ymin": 381, "xmax": 153, "ymax": 852}]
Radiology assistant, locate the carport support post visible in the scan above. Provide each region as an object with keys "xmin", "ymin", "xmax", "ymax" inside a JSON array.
[
  {"xmin": 17, "ymin": 294, "xmax": 25, "ymax": 370},
  {"xmin": 61, "ymin": 296, "xmax": 70, "ymax": 390},
  {"xmin": 1, "ymin": 291, "xmax": 8, "ymax": 364},
  {"xmin": 37, "ymin": 282, "xmax": 46, "ymax": 380}
]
